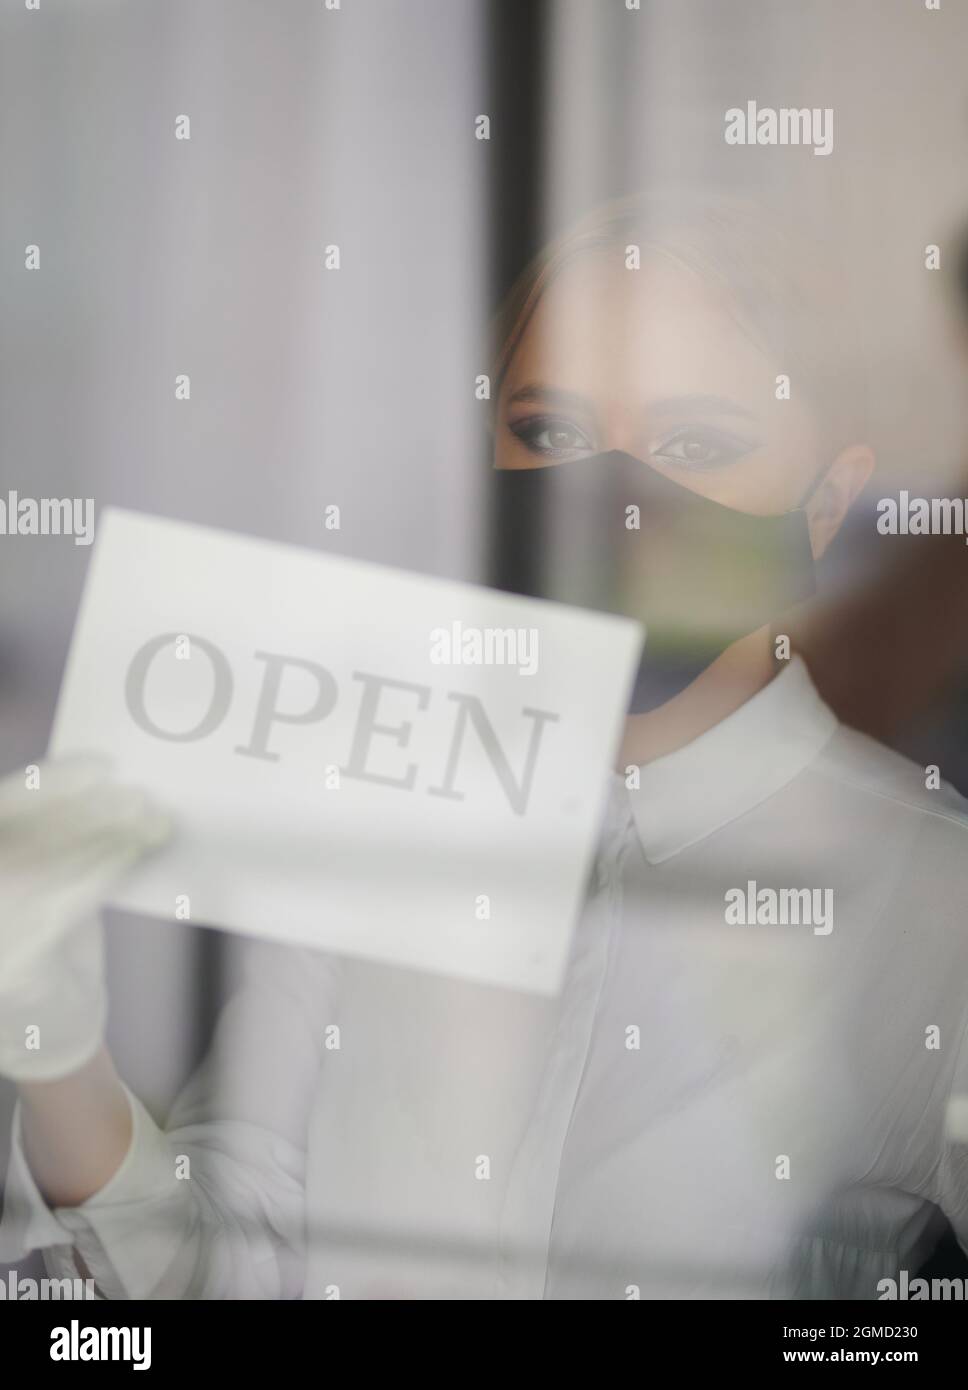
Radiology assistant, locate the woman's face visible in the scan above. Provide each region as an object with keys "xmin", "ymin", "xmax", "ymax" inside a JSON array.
[{"xmin": 494, "ymin": 250, "xmax": 824, "ymax": 517}]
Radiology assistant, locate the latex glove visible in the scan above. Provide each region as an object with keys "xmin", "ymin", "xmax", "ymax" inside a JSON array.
[{"xmin": 0, "ymin": 756, "xmax": 171, "ymax": 1082}]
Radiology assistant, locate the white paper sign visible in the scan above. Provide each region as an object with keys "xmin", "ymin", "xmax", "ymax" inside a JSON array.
[{"xmin": 50, "ymin": 508, "xmax": 642, "ymax": 994}]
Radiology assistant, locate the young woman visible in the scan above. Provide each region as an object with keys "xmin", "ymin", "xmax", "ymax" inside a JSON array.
[{"xmin": 2, "ymin": 193, "xmax": 967, "ymax": 1299}]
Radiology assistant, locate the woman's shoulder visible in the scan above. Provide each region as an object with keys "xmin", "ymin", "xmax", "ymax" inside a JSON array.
[{"xmin": 809, "ymin": 720, "xmax": 968, "ymax": 836}]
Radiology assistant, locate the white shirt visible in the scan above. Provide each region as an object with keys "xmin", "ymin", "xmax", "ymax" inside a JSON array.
[{"xmin": 3, "ymin": 655, "xmax": 968, "ymax": 1299}]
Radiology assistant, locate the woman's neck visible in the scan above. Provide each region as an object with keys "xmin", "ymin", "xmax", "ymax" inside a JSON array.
[{"xmin": 615, "ymin": 627, "xmax": 778, "ymax": 771}]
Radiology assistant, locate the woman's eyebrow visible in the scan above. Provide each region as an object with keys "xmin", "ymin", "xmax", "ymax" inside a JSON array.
[
  {"xmin": 507, "ymin": 385, "xmax": 759, "ymax": 423},
  {"xmin": 507, "ymin": 383, "xmax": 596, "ymax": 412},
  {"xmin": 646, "ymin": 393, "xmax": 758, "ymax": 421}
]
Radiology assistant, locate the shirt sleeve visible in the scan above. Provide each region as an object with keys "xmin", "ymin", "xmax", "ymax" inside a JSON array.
[{"xmin": 0, "ymin": 938, "xmax": 343, "ymax": 1299}]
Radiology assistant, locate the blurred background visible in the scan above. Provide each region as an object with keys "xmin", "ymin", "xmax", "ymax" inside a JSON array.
[{"xmin": 3, "ymin": 0, "xmax": 968, "ymax": 1286}]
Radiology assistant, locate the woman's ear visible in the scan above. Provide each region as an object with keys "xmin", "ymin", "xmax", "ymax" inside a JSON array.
[{"xmin": 806, "ymin": 443, "xmax": 876, "ymax": 559}]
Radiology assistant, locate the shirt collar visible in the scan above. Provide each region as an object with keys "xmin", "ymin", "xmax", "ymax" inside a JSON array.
[{"xmin": 625, "ymin": 655, "xmax": 839, "ymax": 865}]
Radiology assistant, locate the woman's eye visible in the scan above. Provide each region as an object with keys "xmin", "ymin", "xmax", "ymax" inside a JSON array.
[
  {"xmin": 651, "ymin": 427, "xmax": 758, "ymax": 471},
  {"xmin": 509, "ymin": 415, "xmax": 595, "ymax": 458}
]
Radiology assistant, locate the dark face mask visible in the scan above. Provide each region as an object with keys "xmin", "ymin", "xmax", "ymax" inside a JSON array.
[{"xmin": 486, "ymin": 450, "xmax": 820, "ymax": 714}]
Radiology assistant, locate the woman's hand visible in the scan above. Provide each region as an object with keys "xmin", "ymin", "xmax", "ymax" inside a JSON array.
[{"xmin": 0, "ymin": 755, "xmax": 171, "ymax": 1082}]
